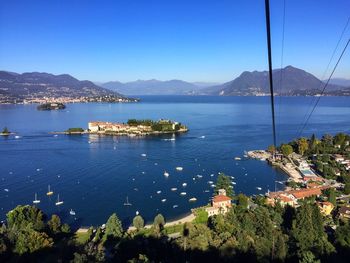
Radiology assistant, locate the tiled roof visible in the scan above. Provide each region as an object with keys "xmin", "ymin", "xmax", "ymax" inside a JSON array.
[
  {"xmin": 213, "ymin": 195, "xmax": 231, "ymax": 203},
  {"xmin": 290, "ymin": 188, "xmax": 323, "ymax": 199}
]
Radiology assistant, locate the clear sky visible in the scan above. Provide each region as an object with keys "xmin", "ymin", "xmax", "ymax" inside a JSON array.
[{"xmin": 0, "ymin": 0, "xmax": 349, "ymax": 83}]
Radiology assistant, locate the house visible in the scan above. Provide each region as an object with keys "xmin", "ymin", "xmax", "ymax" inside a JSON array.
[
  {"xmin": 205, "ymin": 189, "xmax": 232, "ymax": 217},
  {"xmin": 317, "ymin": 201, "xmax": 334, "ymax": 216},
  {"xmin": 332, "ymin": 154, "xmax": 345, "ymax": 163},
  {"xmin": 338, "ymin": 206, "xmax": 350, "ymax": 220}
]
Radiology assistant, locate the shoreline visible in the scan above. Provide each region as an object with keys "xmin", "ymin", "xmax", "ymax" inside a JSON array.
[{"xmin": 50, "ymin": 128, "xmax": 189, "ymax": 136}]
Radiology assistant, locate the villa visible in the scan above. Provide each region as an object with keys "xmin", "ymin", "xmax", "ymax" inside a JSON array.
[
  {"xmin": 205, "ymin": 189, "xmax": 232, "ymax": 217},
  {"xmin": 317, "ymin": 201, "xmax": 334, "ymax": 216}
]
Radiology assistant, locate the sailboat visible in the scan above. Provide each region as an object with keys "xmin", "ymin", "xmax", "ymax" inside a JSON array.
[
  {"xmin": 47, "ymin": 185, "xmax": 53, "ymax": 196},
  {"xmin": 55, "ymin": 194, "xmax": 64, "ymax": 206},
  {"xmin": 123, "ymin": 196, "xmax": 132, "ymax": 206},
  {"xmin": 33, "ymin": 193, "xmax": 40, "ymax": 204}
]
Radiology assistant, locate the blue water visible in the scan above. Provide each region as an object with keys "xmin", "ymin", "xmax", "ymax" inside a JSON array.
[{"xmin": 0, "ymin": 96, "xmax": 349, "ymax": 226}]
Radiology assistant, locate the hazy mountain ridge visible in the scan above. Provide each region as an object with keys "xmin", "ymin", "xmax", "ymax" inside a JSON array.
[
  {"xmin": 101, "ymin": 79, "xmax": 204, "ymax": 95},
  {"xmin": 201, "ymin": 66, "xmax": 348, "ymax": 96},
  {"xmin": 0, "ymin": 71, "xmax": 124, "ymax": 99}
]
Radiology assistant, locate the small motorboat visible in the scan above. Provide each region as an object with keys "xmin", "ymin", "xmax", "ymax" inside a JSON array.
[
  {"xmin": 161, "ymin": 199, "xmax": 167, "ymax": 202},
  {"xmin": 173, "ymin": 205, "xmax": 178, "ymax": 208},
  {"xmin": 208, "ymin": 181, "xmax": 213, "ymax": 184},
  {"xmin": 180, "ymin": 192, "xmax": 187, "ymax": 196},
  {"xmin": 234, "ymin": 157, "xmax": 242, "ymax": 160},
  {"xmin": 156, "ymin": 190, "xmax": 162, "ymax": 194},
  {"xmin": 256, "ymin": 187, "xmax": 262, "ymax": 191},
  {"xmin": 4, "ymin": 189, "xmax": 9, "ymax": 192},
  {"xmin": 69, "ymin": 209, "xmax": 76, "ymax": 216},
  {"xmin": 176, "ymin": 167, "xmax": 183, "ymax": 171},
  {"xmin": 171, "ymin": 188, "xmax": 177, "ymax": 191},
  {"xmin": 141, "ymin": 153, "xmax": 147, "ymax": 157},
  {"xmin": 182, "ymin": 183, "xmax": 187, "ymax": 187},
  {"xmin": 164, "ymin": 171, "xmax": 170, "ymax": 177},
  {"xmin": 189, "ymin": 197, "xmax": 197, "ymax": 202}
]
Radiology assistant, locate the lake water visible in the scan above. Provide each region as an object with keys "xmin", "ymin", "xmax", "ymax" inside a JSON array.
[{"xmin": 0, "ymin": 96, "xmax": 349, "ymax": 226}]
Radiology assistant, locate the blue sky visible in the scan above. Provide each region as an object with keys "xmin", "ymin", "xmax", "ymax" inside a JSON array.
[{"xmin": 0, "ymin": 0, "xmax": 349, "ymax": 82}]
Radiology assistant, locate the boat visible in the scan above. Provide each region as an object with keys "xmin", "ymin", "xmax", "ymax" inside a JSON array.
[
  {"xmin": 161, "ymin": 199, "xmax": 167, "ymax": 202},
  {"xmin": 141, "ymin": 153, "xmax": 147, "ymax": 157},
  {"xmin": 123, "ymin": 196, "xmax": 132, "ymax": 206},
  {"xmin": 231, "ymin": 182, "xmax": 236, "ymax": 185},
  {"xmin": 164, "ymin": 171, "xmax": 170, "ymax": 177},
  {"xmin": 47, "ymin": 185, "xmax": 54, "ymax": 196},
  {"xmin": 199, "ymin": 136, "xmax": 205, "ymax": 139},
  {"xmin": 173, "ymin": 205, "xmax": 178, "ymax": 208},
  {"xmin": 4, "ymin": 189, "xmax": 9, "ymax": 192},
  {"xmin": 69, "ymin": 209, "xmax": 76, "ymax": 216},
  {"xmin": 256, "ymin": 187, "xmax": 262, "ymax": 191},
  {"xmin": 176, "ymin": 167, "xmax": 183, "ymax": 171},
  {"xmin": 55, "ymin": 194, "xmax": 64, "ymax": 206},
  {"xmin": 33, "ymin": 193, "xmax": 40, "ymax": 204},
  {"xmin": 156, "ymin": 190, "xmax": 162, "ymax": 194},
  {"xmin": 180, "ymin": 192, "xmax": 187, "ymax": 196},
  {"xmin": 210, "ymin": 184, "xmax": 216, "ymax": 188},
  {"xmin": 136, "ymin": 210, "xmax": 139, "ymax": 215},
  {"xmin": 182, "ymin": 183, "xmax": 187, "ymax": 187},
  {"xmin": 204, "ymin": 190, "xmax": 210, "ymax": 193},
  {"xmin": 210, "ymin": 174, "xmax": 214, "ymax": 177},
  {"xmin": 171, "ymin": 188, "xmax": 177, "ymax": 191},
  {"xmin": 234, "ymin": 157, "xmax": 242, "ymax": 160},
  {"xmin": 15, "ymin": 136, "xmax": 20, "ymax": 139},
  {"xmin": 208, "ymin": 181, "xmax": 213, "ymax": 184},
  {"xmin": 196, "ymin": 175, "xmax": 203, "ymax": 178},
  {"xmin": 189, "ymin": 197, "xmax": 197, "ymax": 202}
]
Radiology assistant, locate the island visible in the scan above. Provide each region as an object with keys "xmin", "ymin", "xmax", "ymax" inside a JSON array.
[
  {"xmin": 37, "ymin": 102, "xmax": 66, "ymax": 111},
  {"xmin": 61, "ymin": 119, "xmax": 188, "ymax": 136},
  {"xmin": 0, "ymin": 127, "xmax": 11, "ymax": 136}
]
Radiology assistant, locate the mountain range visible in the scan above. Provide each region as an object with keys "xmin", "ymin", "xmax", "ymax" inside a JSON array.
[
  {"xmin": 101, "ymin": 79, "xmax": 209, "ymax": 95},
  {"xmin": 200, "ymin": 66, "xmax": 349, "ymax": 96},
  {"xmin": 0, "ymin": 71, "xmax": 124, "ymax": 102}
]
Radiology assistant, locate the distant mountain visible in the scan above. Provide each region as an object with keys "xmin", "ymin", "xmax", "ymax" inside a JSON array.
[
  {"xmin": 0, "ymin": 71, "xmax": 125, "ymax": 100},
  {"xmin": 201, "ymin": 66, "xmax": 346, "ymax": 96},
  {"xmin": 324, "ymin": 78, "xmax": 350, "ymax": 87},
  {"xmin": 101, "ymin": 79, "xmax": 204, "ymax": 95}
]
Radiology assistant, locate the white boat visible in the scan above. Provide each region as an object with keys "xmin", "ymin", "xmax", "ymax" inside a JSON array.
[
  {"xmin": 199, "ymin": 136, "xmax": 205, "ymax": 139},
  {"xmin": 208, "ymin": 181, "xmax": 213, "ymax": 184},
  {"xmin": 171, "ymin": 188, "xmax": 177, "ymax": 191},
  {"xmin": 141, "ymin": 153, "xmax": 147, "ymax": 157},
  {"xmin": 234, "ymin": 157, "xmax": 242, "ymax": 160},
  {"xmin": 256, "ymin": 187, "xmax": 262, "ymax": 191},
  {"xmin": 231, "ymin": 182, "xmax": 236, "ymax": 185},
  {"xmin": 55, "ymin": 194, "xmax": 64, "ymax": 206},
  {"xmin": 182, "ymin": 183, "xmax": 187, "ymax": 187},
  {"xmin": 173, "ymin": 205, "xmax": 178, "ymax": 208},
  {"xmin": 176, "ymin": 167, "xmax": 183, "ymax": 171},
  {"xmin": 180, "ymin": 192, "xmax": 187, "ymax": 196},
  {"xmin": 46, "ymin": 185, "xmax": 54, "ymax": 196},
  {"xmin": 196, "ymin": 175, "xmax": 203, "ymax": 178},
  {"xmin": 54, "ymin": 134, "xmax": 58, "ymax": 137},
  {"xmin": 69, "ymin": 209, "xmax": 76, "ymax": 216},
  {"xmin": 210, "ymin": 184, "xmax": 216, "ymax": 188},
  {"xmin": 161, "ymin": 199, "xmax": 167, "ymax": 202},
  {"xmin": 189, "ymin": 197, "xmax": 197, "ymax": 202},
  {"xmin": 33, "ymin": 193, "xmax": 40, "ymax": 204},
  {"xmin": 15, "ymin": 136, "xmax": 20, "ymax": 139},
  {"xmin": 204, "ymin": 190, "xmax": 210, "ymax": 193},
  {"xmin": 164, "ymin": 171, "xmax": 170, "ymax": 177},
  {"xmin": 123, "ymin": 196, "xmax": 132, "ymax": 206},
  {"xmin": 136, "ymin": 210, "xmax": 139, "ymax": 215},
  {"xmin": 156, "ymin": 190, "xmax": 162, "ymax": 194},
  {"xmin": 4, "ymin": 189, "xmax": 9, "ymax": 192}
]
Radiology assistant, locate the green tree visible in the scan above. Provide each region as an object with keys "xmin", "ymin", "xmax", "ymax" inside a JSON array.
[
  {"xmin": 281, "ymin": 144, "xmax": 293, "ymax": 156},
  {"xmin": 133, "ymin": 215, "xmax": 144, "ymax": 230},
  {"xmin": 323, "ymin": 188, "xmax": 336, "ymax": 206},
  {"xmin": 299, "ymin": 251, "xmax": 320, "ymax": 263},
  {"xmin": 104, "ymin": 213, "xmax": 123, "ymax": 241},
  {"xmin": 215, "ymin": 173, "xmax": 234, "ymax": 197},
  {"xmin": 344, "ymin": 182, "xmax": 350, "ymax": 195},
  {"xmin": 267, "ymin": 145, "xmax": 276, "ymax": 154},
  {"xmin": 6, "ymin": 205, "xmax": 45, "ymax": 231},
  {"xmin": 153, "ymin": 214, "xmax": 165, "ymax": 235},
  {"xmin": 334, "ymin": 133, "xmax": 347, "ymax": 147},
  {"xmin": 48, "ymin": 214, "xmax": 61, "ymax": 234},
  {"xmin": 236, "ymin": 193, "xmax": 249, "ymax": 210},
  {"xmin": 298, "ymin": 138, "xmax": 309, "ymax": 155},
  {"xmin": 335, "ymin": 223, "xmax": 350, "ymax": 249},
  {"xmin": 14, "ymin": 229, "xmax": 53, "ymax": 254}
]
